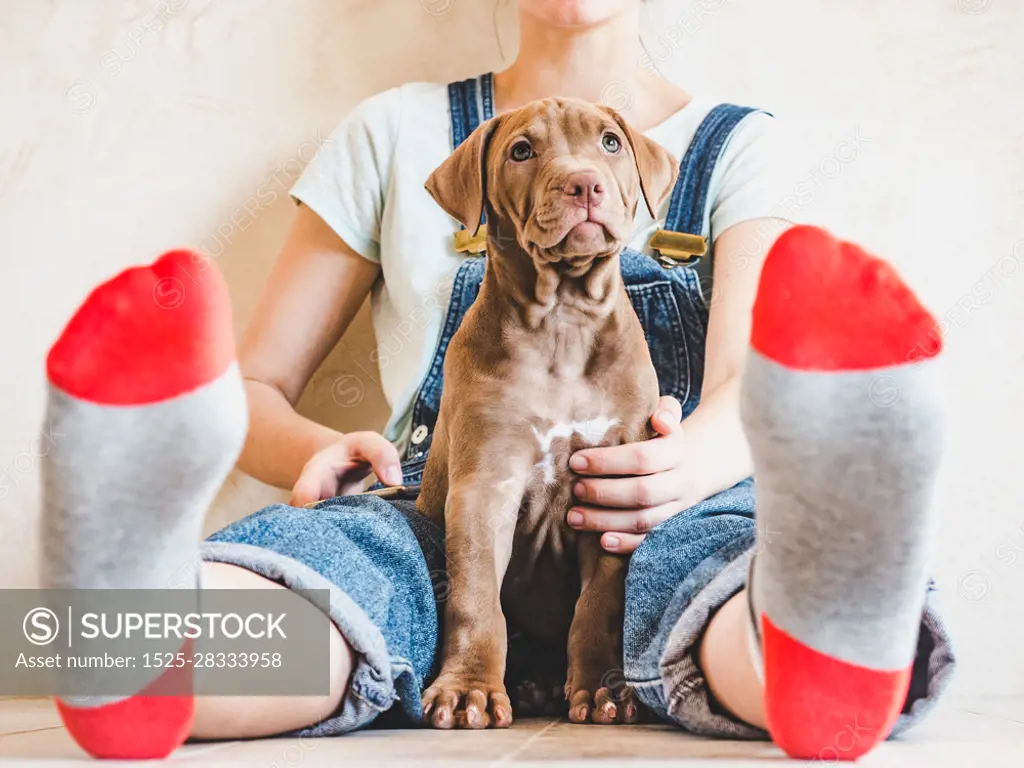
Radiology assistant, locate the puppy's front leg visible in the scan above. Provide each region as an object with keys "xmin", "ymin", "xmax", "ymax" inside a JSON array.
[
  {"xmin": 423, "ymin": 449, "xmax": 530, "ymax": 730},
  {"xmin": 565, "ymin": 535, "xmax": 638, "ymax": 724}
]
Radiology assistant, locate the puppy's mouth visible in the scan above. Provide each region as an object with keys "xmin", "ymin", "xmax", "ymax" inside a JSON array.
[{"xmin": 536, "ymin": 209, "xmax": 624, "ymax": 263}]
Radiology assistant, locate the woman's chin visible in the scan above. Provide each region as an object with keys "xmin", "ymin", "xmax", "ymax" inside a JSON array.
[{"xmin": 518, "ymin": 0, "xmax": 639, "ymax": 29}]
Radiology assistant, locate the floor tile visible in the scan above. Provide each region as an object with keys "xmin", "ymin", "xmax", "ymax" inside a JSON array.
[
  {"xmin": 1, "ymin": 701, "xmax": 1022, "ymax": 766},
  {"xmin": 952, "ymin": 694, "xmax": 1024, "ymax": 725},
  {"xmin": 0, "ymin": 726, "xmax": 241, "ymax": 765},
  {"xmin": 195, "ymin": 716, "xmax": 560, "ymax": 765},
  {"xmin": 0, "ymin": 698, "xmax": 62, "ymax": 735}
]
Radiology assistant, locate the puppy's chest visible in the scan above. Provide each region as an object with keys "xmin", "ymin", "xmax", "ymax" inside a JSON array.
[
  {"xmin": 501, "ymin": 343, "xmax": 656, "ymax": 537},
  {"xmin": 528, "ymin": 415, "xmax": 620, "ymax": 488},
  {"xmin": 513, "ymin": 378, "xmax": 648, "ymax": 504},
  {"xmin": 504, "ymin": 411, "xmax": 616, "ymax": 549}
]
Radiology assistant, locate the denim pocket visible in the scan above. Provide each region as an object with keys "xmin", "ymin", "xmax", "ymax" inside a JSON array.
[
  {"xmin": 368, "ymin": 454, "xmax": 428, "ymax": 493},
  {"xmin": 399, "ymin": 455, "xmax": 428, "ymax": 485}
]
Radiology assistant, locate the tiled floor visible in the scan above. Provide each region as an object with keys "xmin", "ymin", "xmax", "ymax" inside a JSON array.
[{"xmin": 1, "ymin": 697, "xmax": 1022, "ymax": 766}]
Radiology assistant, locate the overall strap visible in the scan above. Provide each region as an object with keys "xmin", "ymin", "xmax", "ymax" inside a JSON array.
[
  {"xmin": 447, "ymin": 73, "xmax": 495, "ymax": 252},
  {"xmin": 651, "ymin": 104, "xmax": 769, "ymax": 275}
]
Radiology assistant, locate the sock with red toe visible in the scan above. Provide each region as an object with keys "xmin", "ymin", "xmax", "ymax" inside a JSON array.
[
  {"xmin": 739, "ymin": 226, "xmax": 945, "ymax": 761},
  {"xmin": 41, "ymin": 250, "xmax": 247, "ymax": 759}
]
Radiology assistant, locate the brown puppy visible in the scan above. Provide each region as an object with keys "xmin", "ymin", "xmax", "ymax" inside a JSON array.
[{"xmin": 419, "ymin": 98, "xmax": 678, "ymax": 729}]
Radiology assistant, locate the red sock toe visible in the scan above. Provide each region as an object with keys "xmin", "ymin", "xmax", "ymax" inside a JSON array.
[
  {"xmin": 47, "ymin": 249, "xmax": 235, "ymax": 405},
  {"xmin": 751, "ymin": 225, "xmax": 942, "ymax": 371}
]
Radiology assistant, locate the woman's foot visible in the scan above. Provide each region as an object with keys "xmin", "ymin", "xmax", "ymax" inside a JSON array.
[
  {"xmin": 42, "ymin": 250, "xmax": 247, "ymax": 758},
  {"xmin": 740, "ymin": 226, "xmax": 944, "ymax": 761}
]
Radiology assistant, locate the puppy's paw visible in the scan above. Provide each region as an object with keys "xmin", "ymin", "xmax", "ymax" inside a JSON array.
[
  {"xmin": 422, "ymin": 675, "xmax": 513, "ymax": 729},
  {"xmin": 566, "ymin": 685, "xmax": 642, "ymax": 725}
]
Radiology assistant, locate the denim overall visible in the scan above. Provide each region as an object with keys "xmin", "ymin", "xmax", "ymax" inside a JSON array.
[{"xmin": 204, "ymin": 74, "xmax": 954, "ymax": 739}]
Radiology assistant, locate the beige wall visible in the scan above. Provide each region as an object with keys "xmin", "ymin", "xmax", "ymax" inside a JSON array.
[{"xmin": 1, "ymin": 0, "xmax": 1022, "ymax": 703}]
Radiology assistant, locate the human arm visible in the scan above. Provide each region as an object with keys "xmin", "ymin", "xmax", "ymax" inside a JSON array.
[{"xmin": 237, "ymin": 205, "xmax": 403, "ymax": 504}]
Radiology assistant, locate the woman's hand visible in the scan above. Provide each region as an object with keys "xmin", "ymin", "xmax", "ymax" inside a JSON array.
[
  {"xmin": 564, "ymin": 219, "xmax": 790, "ymax": 553},
  {"xmin": 290, "ymin": 432, "xmax": 403, "ymax": 507},
  {"xmin": 567, "ymin": 396, "xmax": 695, "ymax": 554}
]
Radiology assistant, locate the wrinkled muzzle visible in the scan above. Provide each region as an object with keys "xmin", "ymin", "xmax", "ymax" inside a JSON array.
[{"xmin": 522, "ymin": 159, "xmax": 630, "ymax": 261}]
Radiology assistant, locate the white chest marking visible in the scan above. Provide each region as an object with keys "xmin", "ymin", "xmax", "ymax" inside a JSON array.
[{"xmin": 531, "ymin": 417, "xmax": 619, "ymax": 484}]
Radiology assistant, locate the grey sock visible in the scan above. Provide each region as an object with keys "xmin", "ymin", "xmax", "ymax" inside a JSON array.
[
  {"xmin": 743, "ymin": 354, "xmax": 944, "ymax": 670},
  {"xmin": 737, "ymin": 224, "xmax": 946, "ymax": 760},
  {"xmin": 42, "ymin": 372, "xmax": 247, "ymax": 591}
]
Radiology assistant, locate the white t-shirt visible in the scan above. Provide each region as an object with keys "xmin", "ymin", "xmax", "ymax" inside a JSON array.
[{"xmin": 291, "ymin": 82, "xmax": 794, "ymax": 452}]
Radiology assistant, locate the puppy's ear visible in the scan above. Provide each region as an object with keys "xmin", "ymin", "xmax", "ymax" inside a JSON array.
[
  {"xmin": 601, "ymin": 106, "xmax": 678, "ymax": 219},
  {"xmin": 425, "ymin": 116, "xmax": 501, "ymax": 236}
]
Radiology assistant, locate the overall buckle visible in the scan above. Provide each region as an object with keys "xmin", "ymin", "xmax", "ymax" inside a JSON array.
[
  {"xmin": 453, "ymin": 228, "xmax": 488, "ymax": 254},
  {"xmin": 649, "ymin": 230, "xmax": 707, "ymax": 269}
]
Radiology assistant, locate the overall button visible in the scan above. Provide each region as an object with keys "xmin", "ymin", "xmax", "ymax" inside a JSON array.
[{"xmin": 410, "ymin": 425, "xmax": 429, "ymax": 445}]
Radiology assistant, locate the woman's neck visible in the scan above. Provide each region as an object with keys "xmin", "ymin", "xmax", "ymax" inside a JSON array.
[{"xmin": 494, "ymin": 7, "xmax": 691, "ymax": 132}]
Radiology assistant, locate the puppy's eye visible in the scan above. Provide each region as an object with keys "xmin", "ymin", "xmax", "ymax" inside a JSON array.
[
  {"xmin": 510, "ymin": 141, "xmax": 533, "ymax": 162},
  {"xmin": 601, "ymin": 133, "xmax": 622, "ymax": 153}
]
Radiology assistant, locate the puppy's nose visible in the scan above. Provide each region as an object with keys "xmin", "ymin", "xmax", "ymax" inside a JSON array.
[{"xmin": 562, "ymin": 171, "xmax": 605, "ymax": 209}]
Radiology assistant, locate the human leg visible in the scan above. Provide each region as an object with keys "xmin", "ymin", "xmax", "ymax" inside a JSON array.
[
  {"xmin": 625, "ymin": 227, "xmax": 956, "ymax": 761},
  {"xmin": 188, "ymin": 562, "xmax": 353, "ymax": 740},
  {"xmin": 40, "ymin": 250, "xmax": 443, "ymax": 756}
]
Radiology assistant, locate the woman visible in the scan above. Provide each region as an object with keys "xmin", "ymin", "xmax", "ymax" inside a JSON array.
[
  {"xmin": 235, "ymin": 0, "xmax": 784, "ymax": 733},
  {"xmin": 41, "ymin": 0, "xmax": 953, "ymax": 759}
]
